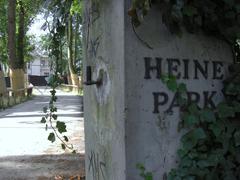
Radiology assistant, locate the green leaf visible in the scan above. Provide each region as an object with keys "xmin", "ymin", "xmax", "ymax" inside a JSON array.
[
  {"xmin": 56, "ymin": 121, "xmax": 67, "ymax": 134},
  {"xmin": 183, "ymin": 113, "xmax": 199, "ymax": 126},
  {"xmin": 144, "ymin": 172, "xmax": 153, "ymax": 180},
  {"xmin": 200, "ymin": 108, "xmax": 216, "ymax": 122},
  {"xmin": 52, "ymin": 114, "xmax": 58, "ymax": 120},
  {"xmin": 181, "ymin": 157, "xmax": 192, "ymax": 167},
  {"xmin": 61, "ymin": 143, "xmax": 66, "ymax": 150},
  {"xmin": 178, "ymin": 83, "xmax": 187, "ymax": 94},
  {"xmin": 177, "ymin": 149, "xmax": 188, "ymax": 158},
  {"xmin": 225, "ymin": 83, "xmax": 237, "ymax": 95},
  {"xmin": 209, "ymin": 122, "xmax": 224, "ymax": 137},
  {"xmin": 136, "ymin": 163, "xmax": 145, "ymax": 171},
  {"xmin": 181, "ymin": 128, "xmax": 206, "ymax": 151},
  {"xmin": 217, "ymin": 103, "xmax": 235, "ymax": 119},
  {"xmin": 41, "ymin": 117, "xmax": 46, "ymax": 123},
  {"xmin": 182, "ymin": 5, "xmax": 198, "ymax": 17},
  {"xmin": 63, "ymin": 136, "xmax": 69, "ymax": 142},
  {"xmin": 160, "ymin": 74, "xmax": 169, "ymax": 84},
  {"xmin": 167, "ymin": 78, "xmax": 178, "ymax": 92},
  {"xmin": 234, "ymin": 131, "xmax": 240, "ymax": 146},
  {"xmin": 50, "ymin": 89, "xmax": 56, "ymax": 95},
  {"xmin": 43, "ymin": 106, "xmax": 48, "ymax": 113},
  {"xmin": 188, "ymin": 103, "xmax": 199, "ymax": 115},
  {"xmin": 48, "ymin": 133, "xmax": 55, "ymax": 143},
  {"xmin": 232, "ymin": 101, "xmax": 240, "ymax": 113}
]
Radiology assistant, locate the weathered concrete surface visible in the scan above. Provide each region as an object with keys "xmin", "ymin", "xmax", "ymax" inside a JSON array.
[
  {"xmin": 0, "ymin": 87, "xmax": 85, "ymax": 179},
  {"xmin": 83, "ymin": 0, "xmax": 125, "ymax": 180},
  {"xmin": 124, "ymin": 4, "xmax": 232, "ymax": 179},
  {"xmin": 83, "ymin": 0, "xmax": 233, "ymax": 180}
]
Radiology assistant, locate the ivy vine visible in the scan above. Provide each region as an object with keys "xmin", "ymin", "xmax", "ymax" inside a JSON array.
[
  {"xmin": 167, "ymin": 68, "xmax": 240, "ymax": 179},
  {"xmin": 41, "ymin": 71, "xmax": 76, "ymax": 152},
  {"xmin": 129, "ymin": 1, "xmax": 240, "ymax": 179},
  {"xmin": 129, "ymin": 0, "xmax": 240, "ymax": 44}
]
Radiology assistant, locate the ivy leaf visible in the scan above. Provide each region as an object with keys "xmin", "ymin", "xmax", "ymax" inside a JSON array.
[
  {"xmin": 200, "ymin": 108, "xmax": 216, "ymax": 122},
  {"xmin": 63, "ymin": 136, "xmax": 69, "ymax": 142},
  {"xmin": 181, "ymin": 157, "xmax": 192, "ymax": 167},
  {"xmin": 61, "ymin": 143, "xmax": 66, "ymax": 150},
  {"xmin": 217, "ymin": 103, "xmax": 235, "ymax": 119},
  {"xmin": 50, "ymin": 89, "xmax": 56, "ymax": 95},
  {"xmin": 136, "ymin": 163, "xmax": 145, "ymax": 171},
  {"xmin": 167, "ymin": 77, "xmax": 178, "ymax": 92},
  {"xmin": 48, "ymin": 133, "xmax": 55, "ymax": 143},
  {"xmin": 234, "ymin": 131, "xmax": 240, "ymax": 146},
  {"xmin": 178, "ymin": 83, "xmax": 187, "ymax": 94},
  {"xmin": 183, "ymin": 113, "xmax": 199, "ymax": 126},
  {"xmin": 43, "ymin": 106, "xmax": 48, "ymax": 113},
  {"xmin": 188, "ymin": 103, "xmax": 199, "ymax": 115},
  {"xmin": 52, "ymin": 114, "xmax": 58, "ymax": 120},
  {"xmin": 181, "ymin": 128, "xmax": 206, "ymax": 151},
  {"xmin": 232, "ymin": 101, "xmax": 240, "ymax": 113},
  {"xmin": 56, "ymin": 121, "xmax": 67, "ymax": 134},
  {"xmin": 225, "ymin": 83, "xmax": 237, "ymax": 95},
  {"xmin": 182, "ymin": 5, "xmax": 198, "ymax": 17},
  {"xmin": 160, "ymin": 74, "xmax": 169, "ymax": 84},
  {"xmin": 144, "ymin": 172, "xmax": 153, "ymax": 180},
  {"xmin": 209, "ymin": 122, "xmax": 224, "ymax": 137},
  {"xmin": 41, "ymin": 117, "xmax": 46, "ymax": 123}
]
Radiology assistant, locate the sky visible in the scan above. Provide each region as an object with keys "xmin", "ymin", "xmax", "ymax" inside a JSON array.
[{"xmin": 27, "ymin": 14, "xmax": 48, "ymax": 41}]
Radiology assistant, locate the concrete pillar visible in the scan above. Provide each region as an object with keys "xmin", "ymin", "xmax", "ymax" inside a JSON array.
[{"xmin": 83, "ymin": 1, "xmax": 232, "ymax": 179}]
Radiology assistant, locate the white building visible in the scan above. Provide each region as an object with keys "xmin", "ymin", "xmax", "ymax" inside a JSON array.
[{"xmin": 27, "ymin": 54, "xmax": 51, "ymax": 76}]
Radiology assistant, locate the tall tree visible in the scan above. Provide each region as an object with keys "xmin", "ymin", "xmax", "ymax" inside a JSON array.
[
  {"xmin": 0, "ymin": 0, "xmax": 7, "ymax": 94},
  {"xmin": 43, "ymin": 0, "xmax": 82, "ymax": 86},
  {"xmin": 8, "ymin": 0, "xmax": 25, "ymax": 96},
  {"xmin": 17, "ymin": 0, "xmax": 25, "ymax": 71},
  {"xmin": 67, "ymin": 14, "xmax": 79, "ymax": 86}
]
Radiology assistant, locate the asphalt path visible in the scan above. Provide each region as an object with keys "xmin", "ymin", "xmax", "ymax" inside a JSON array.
[{"xmin": 0, "ymin": 86, "xmax": 85, "ymax": 156}]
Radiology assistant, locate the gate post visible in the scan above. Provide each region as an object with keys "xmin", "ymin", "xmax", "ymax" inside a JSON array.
[{"xmin": 83, "ymin": 1, "xmax": 232, "ymax": 179}]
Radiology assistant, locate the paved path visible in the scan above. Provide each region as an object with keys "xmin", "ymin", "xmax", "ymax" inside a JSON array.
[{"xmin": 0, "ymin": 87, "xmax": 85, "ymax": 179}]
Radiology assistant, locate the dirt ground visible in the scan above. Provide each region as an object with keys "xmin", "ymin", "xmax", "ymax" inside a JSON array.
[{"xmin": 0, "ymin": 154, "xmax": 85, "ymax": 180}]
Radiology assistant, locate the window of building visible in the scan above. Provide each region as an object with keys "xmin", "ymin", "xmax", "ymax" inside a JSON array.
[{"xmin": 40, "ymin": 60, "xmax": 46, "ymax": 67}]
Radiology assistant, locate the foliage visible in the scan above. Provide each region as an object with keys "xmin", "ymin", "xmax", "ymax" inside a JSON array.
[
  {"xmin": 42, "ymin": 0, "xmax": 83, "ymax": 76},
  {"xmin": 136, "ymin": 163, "xmax": 153, "ymax": 180},
  {"xmin": 159, "ymin": 69, "xmax": 240, "ymax": 179},
  {"xmin": 128, "ymin": 0, "xmax": 240, "ymax": 43},
  {"xmin": 0, "ymin": 0, "xmax": 42, "ymax": 65},
  {"xmin": 0, "ymin": 0, "xmax": 8, "ymax": 65},
  {"xmin": 41, "ymin": 74, "xmax": 76, "ymax": 153}
]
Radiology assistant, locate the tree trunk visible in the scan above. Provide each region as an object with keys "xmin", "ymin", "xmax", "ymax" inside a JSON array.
[
  {"xmin": 17, "ymin": 0, "xmax": 25, "ymax": 71},
  {"xmin": 67, "ymin": 15, "xmax": 79, "ymax": 86},
  {"xmin": 8, "ymin": 0, "xmax": 25, "ymax": 96}
]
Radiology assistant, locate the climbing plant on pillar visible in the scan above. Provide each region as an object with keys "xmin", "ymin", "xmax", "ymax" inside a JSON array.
[
  {"xmin": 129, "ymin": 0, "xmax": 240, "ymax": 45},
  {"xmin": 129, "ymin": 0, "xmax": 240, "ymax": 179}
]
